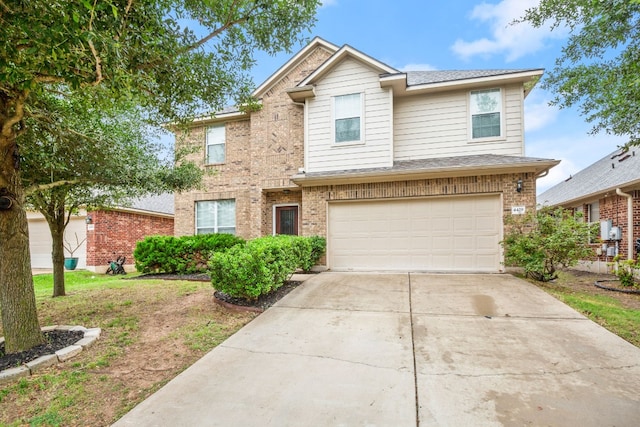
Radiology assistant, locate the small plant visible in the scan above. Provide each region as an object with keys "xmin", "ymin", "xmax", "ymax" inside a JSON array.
[
  {"xmin": 611, "ymin": 256, "xmax": 639, "ymax": 287},
  {"xmin": 63, "ymin": 232, "xmax": 86, "ymax": 258}
]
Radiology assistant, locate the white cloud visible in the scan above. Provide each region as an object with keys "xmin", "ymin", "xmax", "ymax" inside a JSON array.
[
  {"xmin": 451, "ymin": 0, "xmax": 568, "ymax": 62},
  {"xmin": 400, "ymin": 63, "xmax": 438, "ymax": 71},
  {"xmin": 524, "ymin": 91, "xmax": 558, "ymax": 132}
]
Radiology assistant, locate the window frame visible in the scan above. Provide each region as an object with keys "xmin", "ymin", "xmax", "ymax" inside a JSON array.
[
  {"xmin": 332, "ymin": 92, "xmax": 364, "ymax": 145},
  {"xmin": 195, "ymin": 199, "xmax": 236, "ymax": 235},
  {"xmin": 468, "ymin": 88, "xmax": 504, "ymax": 141},
  {"xmin": 205, "ymin": 124, "xmax": 226, "ymax": 165},
  {"xmin": 273, "ymin": 204, "xmax": 300, "ymax": 236}
]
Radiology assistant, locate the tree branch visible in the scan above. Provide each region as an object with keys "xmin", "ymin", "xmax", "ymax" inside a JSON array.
[
  {"xmin": 0, "ymin": 0, "xmax": 12, "ymax": 13},
  {"xmin": 1, "ymin": 90, "xmax": 28, "ymax": 139},
  {"xmin": 25, "ymin": 179, "xmax": 84, "ymax": 195},
  {"xmin": 187, "ymin": 2, "xmax": 263, "ymax": 51},
  {"xmin": 88, "ymin": 40, "xmax": 104, "ymax": 86}
]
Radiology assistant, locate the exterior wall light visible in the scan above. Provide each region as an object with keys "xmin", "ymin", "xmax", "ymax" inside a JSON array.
[
  {"xmin": 516, "ymin": 179, "xmax": 523, "ymax": 193},
  {"xmin": 86, "ymin": 215, "xmax": 93, "ymax": 224}
]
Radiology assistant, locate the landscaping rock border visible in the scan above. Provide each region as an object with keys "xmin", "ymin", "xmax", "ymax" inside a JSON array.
[{"xmin": 0, "ymin": 325, "xmax": 101, "ymax": 385}]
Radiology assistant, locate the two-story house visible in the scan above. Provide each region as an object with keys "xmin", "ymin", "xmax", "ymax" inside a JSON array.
[{"xmin": 174, "ymin": 37, "xmax": 558, "ymax": 272}]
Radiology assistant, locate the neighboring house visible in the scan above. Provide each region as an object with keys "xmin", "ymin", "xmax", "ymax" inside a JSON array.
[
  {"xmin": 28, "ymin": 193, "xmax": 174, "ymax": 271},
  {"xmin": 538, "ymin": 147, "xmax": 640, "ymax": 264},
  {"xmin": 174, "ymin": 37, "xmax": 558, "ymax": 272}
]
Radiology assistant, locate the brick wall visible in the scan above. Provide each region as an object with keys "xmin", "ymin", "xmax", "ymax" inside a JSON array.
[
  {"xmin": 86, "ymin": 210, "xmax": 174, "ymax": 269},
  {"xmin": 598, "ymin": 192, "xmax": 640, "ymax": 258},
  {"xmin": 174, "ymin": 45, "xmax": 333, "ymax": 239}
]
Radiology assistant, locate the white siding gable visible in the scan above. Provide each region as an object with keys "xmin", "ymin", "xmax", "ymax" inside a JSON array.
[
  {"xmin": 306, "ymin": 58, "xmax": 393, "ymax": 173},
  {"xmin": 393, "ymin": 84, "xmax": 525, "ymax": 160}
]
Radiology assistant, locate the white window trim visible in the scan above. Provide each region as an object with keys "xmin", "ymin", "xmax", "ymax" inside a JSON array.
[
  {"xmin": 205, "ymin": 124, "xmax": 226, "ymax": 165},
  {"xmin": 272, "ymin": 203, "xmax": 300, "ymax": 236},
  {"xmin": 194, "ymin": 199, "xmax": 236, "ymax": 235},
  {"xmin": 467, "ymin": 88, "xmax": 506, "ymax": 143},
  {"xmin": 332, "ymin": 92, "xmax": 365, "ymax": 146}
]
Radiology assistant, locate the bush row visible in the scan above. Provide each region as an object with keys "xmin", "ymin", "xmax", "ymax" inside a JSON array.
[
  {"xmin": 134, "ymin": 234, "xmax": 245, "ymax": 274},
  {"xmin": 208, "ymin": 235, "xmax": 326, "ymax": 300}
]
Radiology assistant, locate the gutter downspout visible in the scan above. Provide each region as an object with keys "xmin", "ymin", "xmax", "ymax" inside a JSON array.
[{"xmin": 616, "ymin": 188, "xmax": 634, "ymax": 260}]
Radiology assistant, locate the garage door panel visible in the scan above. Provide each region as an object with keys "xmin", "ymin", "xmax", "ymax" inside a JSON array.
[{"xmin": 328, "ymin": 195, "xmax": 502, "ymax": 272}]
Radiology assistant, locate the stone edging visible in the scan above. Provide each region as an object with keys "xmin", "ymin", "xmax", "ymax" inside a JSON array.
[{"xmin": 0, "ymin": 325, "xmax": 101, "ymax": 385}]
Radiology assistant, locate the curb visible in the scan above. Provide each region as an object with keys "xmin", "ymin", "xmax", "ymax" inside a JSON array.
[{"xmin": 0, "ymin": 325, "xmax": 101, "ymax": 385}]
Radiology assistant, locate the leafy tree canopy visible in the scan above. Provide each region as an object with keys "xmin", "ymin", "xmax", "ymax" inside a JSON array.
[
  {"xmin": 520, "ymin": 0, "xmax": 640, "ymax": 146},
  {"xmin": 0, "ymin": 0, "xmax": 319, "ymax": 353},
  {"xmin": 1, "ymin": 0, "xmax": 320, "ymax": 125}
]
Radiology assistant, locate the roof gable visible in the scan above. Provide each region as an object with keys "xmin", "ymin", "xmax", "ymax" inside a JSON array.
[
  {"xmin": 297, "ymin": 44, "xmax": 398, "ymax": 87},
  {"xmin": 252, "ymin": 37, "xmax": 339, "ymax": 98},
  {"xmin": 539, "ymin": 148, "xmax": 640, "ymax": 206}
]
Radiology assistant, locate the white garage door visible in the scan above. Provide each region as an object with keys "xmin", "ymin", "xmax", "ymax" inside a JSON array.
[
  {"xmin": 328, "ymin": 195, "xmax": 502, "ymax": 272},
  {"xmin": 28, "ymin": 216, "xmax": 87, "ymax": 269}
]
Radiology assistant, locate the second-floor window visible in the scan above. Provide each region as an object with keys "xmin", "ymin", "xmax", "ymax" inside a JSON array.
[
  {"xmin": 470, "ymin": 88, "xmax": 502, "ymax": 139},
  {"xmin": 195, "ymin": 199, "xmax": 236, "ymax": 235},
  {"xmin": 334, "ymin": 93, "xmax": 362, "ymax": 143},
  {"xmin": 206, "ymin": 124, "xmax": 225, "ymax": 164}
]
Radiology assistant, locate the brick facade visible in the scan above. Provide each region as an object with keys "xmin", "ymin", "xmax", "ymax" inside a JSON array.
[
  {"xmin": 175, "ymin": 46, "xmax": 333, "ymax": 240},
  {"xmin": 86, "ymin": 210, "xmax": 174, "ymax": 270},
  {"xmin": 597, "ymin": 191, "xmax": 640, "ymax": 259}
]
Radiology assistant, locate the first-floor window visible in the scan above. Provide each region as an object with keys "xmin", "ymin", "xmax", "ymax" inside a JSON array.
[{"xmin": 195, "ymin": 199, "xmax": 235, "ymax": 235}]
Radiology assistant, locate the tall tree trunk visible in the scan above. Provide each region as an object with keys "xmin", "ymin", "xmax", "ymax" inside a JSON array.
[{"xmin": 0, "ymin": 133, "xmax": 44, "ymax": 353}]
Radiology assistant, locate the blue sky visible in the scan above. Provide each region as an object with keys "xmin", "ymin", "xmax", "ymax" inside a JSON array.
[{"xmin": 230, "ymin": 0, "xmax": 628, "ymax": 194}]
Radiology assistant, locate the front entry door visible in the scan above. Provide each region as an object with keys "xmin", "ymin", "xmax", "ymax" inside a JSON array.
[{"xmin": 275, "ymin": 206, "xmax": 299, "ymax": 235}]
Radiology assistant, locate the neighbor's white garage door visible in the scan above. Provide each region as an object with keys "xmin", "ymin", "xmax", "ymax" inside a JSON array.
[
  {"xmin": 328, "ymin": 195, "xmax": 502, "ymax": 272},
  {"xmin": 28, "ymin": 216, "xmax": 87, "ymax": 269}
]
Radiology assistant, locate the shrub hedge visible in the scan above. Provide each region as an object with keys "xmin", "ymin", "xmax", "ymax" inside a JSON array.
[
  {"xmin": 134, "ymin": 233, "xmax": 245, "ymax": 274},
  {"xmin": 208, "ymin": 235, "xmax": 326, "ymax": 300}
]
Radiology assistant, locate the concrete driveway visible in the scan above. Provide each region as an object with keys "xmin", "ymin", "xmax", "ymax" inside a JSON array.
[{"xmin": 113, "ymin": 273, "xmax": 640, "ymax": 426}]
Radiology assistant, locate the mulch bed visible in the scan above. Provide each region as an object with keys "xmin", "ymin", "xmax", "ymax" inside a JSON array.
[
  {"xmin": 0, "ymin": 330, "xmax": 84, "ymax": 371},
  {"xmin": 214, "ymin": 281, "xmax": 303, "ymax": 311},
  {"xmin": 136, "ymin": 273, "xmax": 305, "ymax": 310}
]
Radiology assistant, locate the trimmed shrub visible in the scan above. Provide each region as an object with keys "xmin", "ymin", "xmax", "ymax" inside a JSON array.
[
  {"xmin": 134, "ymin": 233, "xmax": 244, "ymax": 274},
  {"xmin": 208, "ymin": 235, "xmax": 326, "ymax": 300},
  {"xmin": 307, "ymin": 236, "xmax": 326, "ymax": 272}
]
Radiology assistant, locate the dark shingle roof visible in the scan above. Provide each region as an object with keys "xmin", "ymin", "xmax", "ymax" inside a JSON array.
[
  {"xmin": 406, "ymin": 69, "xmax": 540, "ymax": 86},
  {"xmin": 126, "ymin": 193, "xmax": 174, "ymax": 215},
  {"xmin": 297, "ymin": 154, "xmax": 558, "ymax": 180},
  {"xmin": 538, "ymin": 148, "xmax": 640, "ymax": 206}
]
